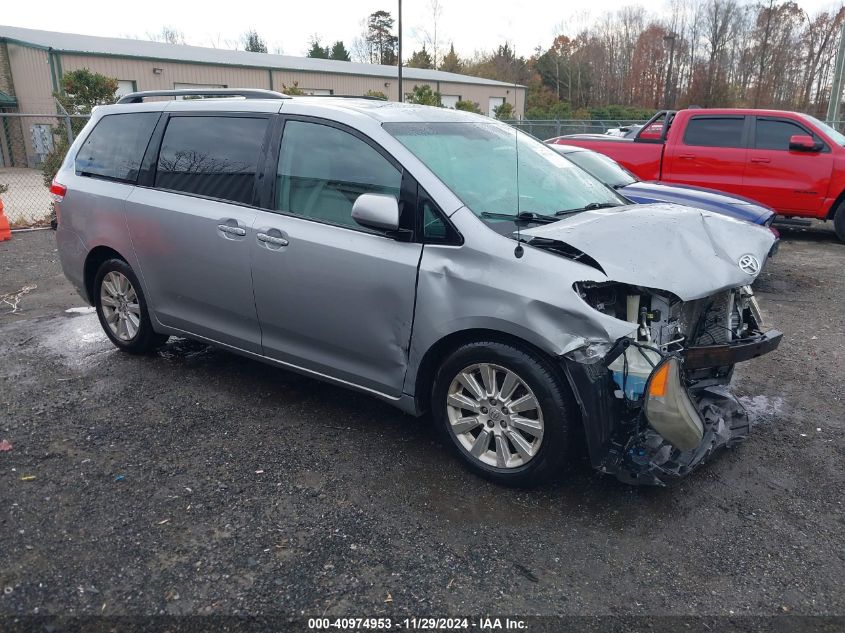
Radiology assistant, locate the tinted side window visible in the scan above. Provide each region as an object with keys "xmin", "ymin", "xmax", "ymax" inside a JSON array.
[
  {"xmin": 419, "ymin": 187, "xmax": 459, "ymax": 244},
  {"xmin": 423, "ymin": 201, "xmax": 447, "ymax": 240},
  {"xmin": 155, "ymin": 116, "xmax": 268, "ymax": 205},
  {"xmin": 276, "ymin": 120, "xmax": 401, "ymax": 229},
  {"xmin": 76, "ymin": 113, "xmax": 159, "ymax": 182},
  {"xmin": 755, "ymin": 119, "xmax": 816, "ymax": 150},
  {"xmin": 683, "ymin": 117, "xmax": 744, "ymax": 148}
]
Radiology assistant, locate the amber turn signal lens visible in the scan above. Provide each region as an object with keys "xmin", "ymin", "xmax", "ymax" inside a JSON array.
[{"xmin": 648, "ymin": 361, "xmax": 670, "ymax": 398}]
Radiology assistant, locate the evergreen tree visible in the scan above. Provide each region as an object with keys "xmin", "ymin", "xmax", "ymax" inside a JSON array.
[
  {"xmin": 330, "ymin": 41, "xmax": 351, "ymax": 61},
  {"xmin": 439, "ymin": 43, "xmax": 462, "ymax": 73},
  {"xmin": 366, "ymin": 10, "xmax": 399, "ymax": 65},
  {"xmin": 407, "ymin": 47, "xmax": 434, "ymax": 69},
  {"xmin": 242, "ymin": 29, "xmax": 268, "ymax": 53},
  {"xmin": 307, "ymin": 38, "xmax": 330, "ymax": 58}
]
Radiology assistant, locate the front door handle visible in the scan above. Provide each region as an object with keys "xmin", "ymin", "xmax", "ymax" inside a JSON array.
[
  {"xmin": 678, "ymin": 153, "xmax": 695, "ymax": 159},
  {"xmin": 218, "ymin": 224, "xmax": 246, "ymax": 236},
  {"xmin": 257, "ymin": 232, "xmax": 289, "ymax": 247},
  {"xmin": 750, "ymin": 156, "xmax": 771, "ymax": 164}
]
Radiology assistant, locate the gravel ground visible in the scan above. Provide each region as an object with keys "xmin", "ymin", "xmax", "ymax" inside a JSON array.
[{"xmin": 0, "ymin": 226, "xmax": 843, "ymax": 624}]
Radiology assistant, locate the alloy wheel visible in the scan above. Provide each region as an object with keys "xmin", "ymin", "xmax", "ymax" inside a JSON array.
[
  {"xmin": 100, "ymin": 271, "xmax": 141, "ymax": 341},
  {"xmin": 445, "ymin": 363, "xmax": 544, "ymax": 469}
]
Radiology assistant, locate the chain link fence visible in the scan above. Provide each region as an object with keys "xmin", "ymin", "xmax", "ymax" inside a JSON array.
[{"xmin": 0, "ymin": 112, "xmax": 89, "ymax": 228}]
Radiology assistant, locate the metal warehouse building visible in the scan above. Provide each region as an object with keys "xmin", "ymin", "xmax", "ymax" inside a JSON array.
[{"xmin": 0, "ymin": 24, "xmax": 526, "ymax": 167}]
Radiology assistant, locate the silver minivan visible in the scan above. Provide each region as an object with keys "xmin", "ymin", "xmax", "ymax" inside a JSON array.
[{"xmin": 54, "ymin": 89, "xmax": 781, "ymax": 486}]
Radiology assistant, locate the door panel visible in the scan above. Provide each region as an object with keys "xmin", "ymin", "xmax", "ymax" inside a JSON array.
[
  {"xmin": 252, "ymin": 212, "xmax": 421, "ymax": 396},
  {"xmin": 125, "ymin": 188, "xmax": 260, "ymax": 351},
  {"xmin": 663, "ymin": 115, "xmax": 748, "ymax": 196},
  {"xmin": 743, "ymin": 117, "xmax": 833, "ymax": 214},
  {"xmin": 124, "ymin": 113, "xmax": 270, "ymax": 352},
  {"xmin": 251, "ymin": 118, "xmax": 422, "ymax": 397}
]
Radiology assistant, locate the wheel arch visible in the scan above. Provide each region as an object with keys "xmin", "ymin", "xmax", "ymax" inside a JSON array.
[
  {"xmin": 83, "ymin": 245, "xmax": 127, "ymax": 304},
  {"xmin": 412, "ymin": 328, "xmax": 570, "ymax": 416},
  {"xmin": 826, "ymin": 189, "xmax": 845, "ymax": 220}
]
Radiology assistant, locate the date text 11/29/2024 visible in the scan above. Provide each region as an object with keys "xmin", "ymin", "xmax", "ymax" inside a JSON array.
[{"xmin": 307, "ymin": 617, "xmax": 527, "ymax": 630}]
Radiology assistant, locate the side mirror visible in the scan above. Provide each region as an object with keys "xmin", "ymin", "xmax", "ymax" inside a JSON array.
[
  {"xmin": 789, "ymin": 134, "xmax": 822, "ymax": 152},
  {"xmin": 351, "ymin": 193, "xmax": 400, "ymax": 231}
]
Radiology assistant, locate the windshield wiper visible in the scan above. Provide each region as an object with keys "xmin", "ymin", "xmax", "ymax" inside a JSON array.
[
  {"xmin": 481, "ymin": 211, "xmax": 559, "ymax": 224},
  {"xmin": 554, "ymin": 202, "xmax": 622, "ymax": 216}
]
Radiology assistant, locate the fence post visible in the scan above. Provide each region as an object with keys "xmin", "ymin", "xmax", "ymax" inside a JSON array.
[{"xmin": 54, "ymin": 98, "xmax": 73, "ymax": 145}]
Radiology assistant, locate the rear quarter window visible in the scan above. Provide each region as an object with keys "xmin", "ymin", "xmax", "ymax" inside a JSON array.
[
  {"xmin": 683, "ymin": 117, "xmax": 744, "ymax": 148},
  {"xmin": 75, "ymin": 112, "xmax": 160, "ymax": 182},
  {"xmin": 155, "ymin": 115, "xmax": 269, "ymax": 206}
]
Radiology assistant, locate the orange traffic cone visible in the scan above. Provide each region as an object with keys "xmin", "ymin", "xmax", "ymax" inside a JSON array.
[{"xmin": 0, "ymin": 198, "xmax": 11, "ymax": 241}]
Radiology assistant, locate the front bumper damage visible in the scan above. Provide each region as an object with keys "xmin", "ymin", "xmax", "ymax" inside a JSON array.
[{"xmin": 562, "ymin": 330, "xmax": 782, "ymax": 486}]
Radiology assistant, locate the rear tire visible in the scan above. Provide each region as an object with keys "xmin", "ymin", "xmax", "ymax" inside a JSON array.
[
  {"xmin": 94, "ymin": 258, "xmax": 168, "ymax": 354},
  {"xmin": 834, "ymin": 204, "xmax": 845, "ymax": 242},
  {"xmin": 431, "ymin": 341, "xmax": 576, "ymax": 487}
]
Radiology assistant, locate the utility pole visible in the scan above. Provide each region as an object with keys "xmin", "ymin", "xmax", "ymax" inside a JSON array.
[
  {"xmin": 398, "ymin": 0, "xmax": 403, "ymax": 102},
  {"xmin": 663, "ymin": 33, "xmax": 676, "ymax": 110},
  {"xmin": 827, "ymin": 20, "xmax": 845, "ymax": 123}
]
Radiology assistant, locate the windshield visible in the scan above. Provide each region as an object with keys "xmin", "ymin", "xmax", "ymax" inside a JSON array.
[
  {"xmin": 801, "ymin": 114, "xmax": 845, "ymax": 146},
  {"xmin": 384, "ymin": 121, "xmax": 625, "ymax": 220},
  {"xmin": 560, "ymin": 149, "xmax": 637, "ymax": 188}
]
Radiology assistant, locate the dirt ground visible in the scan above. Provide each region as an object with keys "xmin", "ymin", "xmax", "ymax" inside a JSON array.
[{"xmin": 0, "ymin": 225, "xmax": 843, "ymax": 624}]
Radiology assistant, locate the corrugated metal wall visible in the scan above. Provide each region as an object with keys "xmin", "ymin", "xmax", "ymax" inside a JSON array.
[
  {"xmin": 59, "ymin": 53, "xmax": 524, "ymax": 116},
  {"xmin": 60, "ymin": 54, "xmax": 270, "ymax": 94},
  {"xmin": 7, "ymin": 44, "xmax": 53, "ymax": 112},
  {"xmin": 6, "ymin": 44, "xmax": 58, "ymax": 165}
]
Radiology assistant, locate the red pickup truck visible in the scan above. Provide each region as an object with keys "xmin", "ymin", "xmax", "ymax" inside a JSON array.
[{"xmin": 553, "ymin": 108, "xmax": 845, "ymax": 241}]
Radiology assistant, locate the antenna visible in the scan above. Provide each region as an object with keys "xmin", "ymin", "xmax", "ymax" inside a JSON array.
[
  {"xmin": 514, "ymin": 122, "xmax": 524, "ymax": 258},
  {"xmin": 510, "ymin": 37, "xmax": 523, "ymax": 259}
]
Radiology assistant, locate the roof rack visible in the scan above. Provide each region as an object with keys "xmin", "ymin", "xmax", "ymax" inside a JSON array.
[
  {"xmin": 301, "ymin": 94, "xmax": 388, "ymax": 101},
  {"xmin": 116, "ymin": 88, "xmax": 290, "ymax": 104}
]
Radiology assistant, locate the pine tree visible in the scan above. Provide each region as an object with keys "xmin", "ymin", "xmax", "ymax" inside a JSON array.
[
  {"xmin": 439, "ymin": 43, "xmax": 462, "ymax": 73},
  {"xmin": 243, "ymin": 30, "xmax": 267, "ymax": 53},
  {"xmin": 307, "ymin": 38, "xmax": 330, "ymax": 59},
  {"xmin": 407, "ymin": 47, "xmax": 434, "ymax": 69},
  {"xmin": 330, "ymin": 41, "xmax": 351, "ymax": 61}
]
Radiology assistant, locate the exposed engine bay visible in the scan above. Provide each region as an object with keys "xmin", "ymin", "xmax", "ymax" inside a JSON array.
[
  {"xmin": 575, "ymin": 281, "xmax": 766, "ymax": 351},
  {"xmin": 563, "ymin": 281, "xmax": 781, "ymax": 486}
]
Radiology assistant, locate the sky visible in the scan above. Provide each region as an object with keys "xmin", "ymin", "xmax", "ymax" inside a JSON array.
[{"xmin": 2, "ymin": 0, "xmax": 843, "ymax": 60}]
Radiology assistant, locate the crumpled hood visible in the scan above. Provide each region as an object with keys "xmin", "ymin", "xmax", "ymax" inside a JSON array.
[{"xmin": 521, "ymin": 203, "xmax": 776, "ymax": 301}]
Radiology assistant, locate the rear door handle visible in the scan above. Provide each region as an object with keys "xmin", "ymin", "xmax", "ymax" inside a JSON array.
[
  {"xmin": 257, "ymin": 232, "xmax": 289, "ymax": 247},
  {"xmin": 218, "ymin": 224, "xmax": 246, "ymax": 236},
  {"xmin": 678, "ymin": 153, "xmax": 695, "ymax": 159},
  {"xmin": 750, "ymin": 157, "xmax": 771, "ymax": 164}
]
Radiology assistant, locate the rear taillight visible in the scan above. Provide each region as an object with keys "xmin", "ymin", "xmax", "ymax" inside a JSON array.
[
  {"xmin": 50, "ymin": 180, "xmax": 66, "ymax": 226},
  {"xmin": 50, "ymin": 180, "xmax": 67, "ymax": 202}
]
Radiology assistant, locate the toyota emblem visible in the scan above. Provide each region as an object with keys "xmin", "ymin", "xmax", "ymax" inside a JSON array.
[{"xmin": 738, "ymin": 254, "xmax": 761, "ymax": 275}]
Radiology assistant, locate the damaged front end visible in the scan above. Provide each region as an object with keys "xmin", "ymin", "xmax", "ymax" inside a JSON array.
[{"xmin": 562, "ymin": 282, "xmax": 782, "ymax": 486}]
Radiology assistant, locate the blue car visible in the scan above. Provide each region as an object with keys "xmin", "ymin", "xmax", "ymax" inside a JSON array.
[{"xmin": 548, "ymin": 144, "xmax": 776, "ymax": 227}]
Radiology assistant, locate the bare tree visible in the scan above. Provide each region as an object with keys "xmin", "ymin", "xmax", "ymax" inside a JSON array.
[
  {"xmin": 147, "ymin": 26, "xmax": 186, "ymax": 45},
  {"xmin": 421, "ymin": 0, "xmax": 444, "ymax": 68}
]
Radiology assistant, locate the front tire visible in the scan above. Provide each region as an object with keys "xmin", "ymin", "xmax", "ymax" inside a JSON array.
[
  {"xmin": 431, "ymin": 341, "xmax": 576, "ymax": 487},
  {"xmin": 94, "ymin": 258, "xmax": 168, "ymax": 354}
]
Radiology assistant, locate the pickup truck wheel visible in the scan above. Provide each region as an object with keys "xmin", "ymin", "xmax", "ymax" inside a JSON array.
[
  {"xmin": 431, "ymin": 341, "xmax": 575, "ymax": 487},
  {"xmin": 835, "ymin": 204, "xmax": 845, "ymax": 242}
]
